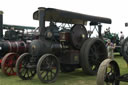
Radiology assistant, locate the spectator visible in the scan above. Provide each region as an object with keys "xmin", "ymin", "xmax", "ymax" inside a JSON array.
[
  {"xmin": 120, "ymin": 31, "xmax": 124, "ymax": 41},
  {"xmin": 106, "ymin": 39, "xmax": 116, "ymax": 60}
]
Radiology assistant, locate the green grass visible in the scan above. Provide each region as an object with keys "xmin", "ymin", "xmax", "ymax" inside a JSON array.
[{"xmin": 0, "ymin": 56, "xmax": 128, "ymax": 85}]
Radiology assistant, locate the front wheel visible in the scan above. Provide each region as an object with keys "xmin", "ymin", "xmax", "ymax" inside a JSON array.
[
  {"xmin": 96, "ymin": 59, "xmax": 120, "ymax": 85},
  {"xmin": 1, "ymin": 53, "xmax": 19, "ymax": 76},
  {"xmin": 37, "ymin": 54, "xmax": 60, "ymax": 83},
  {"xmin": 16, "ymin": 53, "xmax": 36, "ymax": 80}
]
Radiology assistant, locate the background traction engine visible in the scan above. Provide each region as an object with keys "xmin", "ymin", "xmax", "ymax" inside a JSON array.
[
  {"xmin": 0, "ymin": 41, "xmax": 27, "ymax": 76},
  {"xmin": 16, "ymin": 7, "xmax": 111, "ymax": 83},
  {"xmin": 0, "ymin": 11, "xmax": 35, "ymax": 76}
]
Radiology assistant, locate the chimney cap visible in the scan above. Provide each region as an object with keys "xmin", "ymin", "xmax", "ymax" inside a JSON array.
[{"xmin": 0, "ymin": 11, "xmax": 3, "ymax": 15}]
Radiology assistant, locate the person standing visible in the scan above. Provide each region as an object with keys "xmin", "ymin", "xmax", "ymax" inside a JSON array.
[
  {"xmin": 120, "ymin": 31, "xmax": 124, "ymax": 41},
  {"xmin": 106, "ymin": 39, "xmax": 116, "ymax": 60}
]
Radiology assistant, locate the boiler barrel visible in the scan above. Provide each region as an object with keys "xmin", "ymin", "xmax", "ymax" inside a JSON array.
[{"xmin": 0, "ymin": 41, "xmax": 27, "ymax": 57}]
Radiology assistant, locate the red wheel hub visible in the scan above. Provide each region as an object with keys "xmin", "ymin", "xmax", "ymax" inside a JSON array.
[{"xmin": 1, "ymin": 53, "xmax": 19, "ymax": 76}]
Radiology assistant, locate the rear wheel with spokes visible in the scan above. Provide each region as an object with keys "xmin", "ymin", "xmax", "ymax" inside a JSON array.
[{"xmin": 80, "ymin": 38, "xmax": 107, "ymax": 75}]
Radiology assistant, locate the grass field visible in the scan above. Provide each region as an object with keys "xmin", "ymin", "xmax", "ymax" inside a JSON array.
[{"xmin": 0, "ymin": 55, "xmax": 128, "ymax": 85}]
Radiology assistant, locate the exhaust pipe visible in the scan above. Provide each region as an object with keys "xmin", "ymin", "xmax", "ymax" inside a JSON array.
[{"xmin": 0, "ymin": 11, "xmax": 3, "ymax": 40}]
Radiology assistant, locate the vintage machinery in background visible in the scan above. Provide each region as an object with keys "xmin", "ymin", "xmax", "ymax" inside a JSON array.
[
  {"xmin": 103, "ymin": 29, "xmax": 123, "ymax": 55},
  {"xmin": 0, "ymin": 11, "xmax": 36, "ymax": 76},
  {"xmin": 16, "ymin": 7, "xmax": 111, "ymax": 83},
  {"xmin": 96, "ymin": 33, "xmax": 128, "ymax": 85},
  {"xmin": 3, "ymin": 24, "xmax": 37, "ymax": 41}
]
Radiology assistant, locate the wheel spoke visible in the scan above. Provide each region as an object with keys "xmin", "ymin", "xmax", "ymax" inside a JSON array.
[
  {"xmin": 47, "ymin": 72, "xmax": 49, "ymax": 81},
  {"xmin": 50, "ymin": 56, "xmax": 53, "ymax": 67},
  {"xmin": 20, "ymin": 68, "xmax": 25, "ymax": 73},
  {"xmin": 26, "ymin": 71, "xmax": 29, "ymax": 78},
  {"xmin": 45, "ymin": 58, "xmax": 49, "ymax": 66},
  {"xmin": 50, "ymin": 71, "xmax": 52, "ymax": 79},
  {"xmin": 9, "ymin": 68, "xmax": 13, "ymax": 74},
  {"xmin": 43, "ymin": 71, "xmax": 48, "ymax": 80},
  {"xmin": 51, "ymin": 70, "xmax": 55, "ymax": 76},
  {"xmin": 40, "ymin": 71, "xmax": 44, "ymax": 75},
  {"xmin": 11, "ymin": 68, "xmax": 15, "ymax": 74},
  {"xmin": 5, "ymin": 66, "xmax": 9, "ymax": 71},
  {"xmin": 23, "ymin": 69, "xmax": 27, "ymax": 77}
]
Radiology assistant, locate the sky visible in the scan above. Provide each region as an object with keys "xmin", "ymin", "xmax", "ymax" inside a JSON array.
[{"xmin": 0, "ymin": 0, "xmax": 128, "ymax": 37}]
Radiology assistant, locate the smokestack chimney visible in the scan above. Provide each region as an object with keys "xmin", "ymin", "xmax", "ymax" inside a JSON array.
[{"xmin": 0, "ymin": 11, "xmax": 3, "ymax": 40}]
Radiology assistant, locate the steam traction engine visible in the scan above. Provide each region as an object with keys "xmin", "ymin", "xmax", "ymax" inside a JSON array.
[
  {"xmin": 0, "ymin": 11, "xmax": 35, "ymax": 76},
  {"xmin": 16, "ymin": 7, "xmax": 111, "ymax": 83}
]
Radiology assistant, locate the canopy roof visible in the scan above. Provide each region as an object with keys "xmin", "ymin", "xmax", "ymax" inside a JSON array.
[
  {"xmin": 33, "ymin": 7, "xmax": 112, "ymax": 25},
  {"xmin": 3, "ymin": 24, "xmax": 35, "ymax": 30}
]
